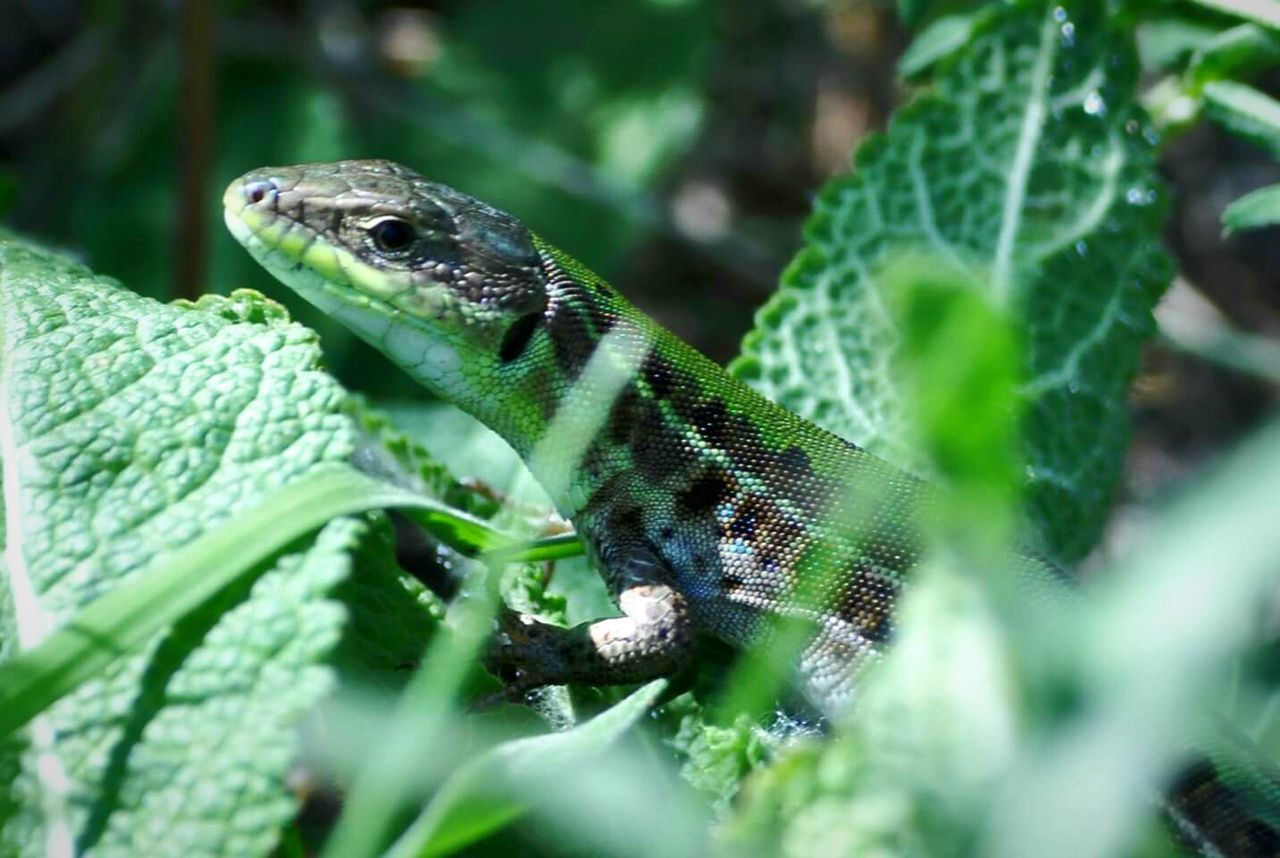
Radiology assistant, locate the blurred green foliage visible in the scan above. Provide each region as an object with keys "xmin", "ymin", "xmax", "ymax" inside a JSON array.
[{"xmin": 2, "ymin": 0, "xmax": 1280, "ymax": 856}]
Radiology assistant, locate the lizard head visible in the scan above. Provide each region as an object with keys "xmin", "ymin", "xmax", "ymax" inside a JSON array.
[{"xmin": 223, "ymin": 159, "xmax": 550, "ymax": 401}]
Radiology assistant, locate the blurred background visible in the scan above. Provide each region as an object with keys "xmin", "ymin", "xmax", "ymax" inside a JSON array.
[{"xmin": 1, "ymin": 0, "xmax": 1277, "ymax": 547}]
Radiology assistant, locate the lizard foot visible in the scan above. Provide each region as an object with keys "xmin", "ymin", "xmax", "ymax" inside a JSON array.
[{"xmin": 484, "ymin": 608, "xmax": 572, "ymax": 696}]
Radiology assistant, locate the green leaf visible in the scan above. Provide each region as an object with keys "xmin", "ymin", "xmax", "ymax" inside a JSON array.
[
  {"xmin": 0, "ymin": 233, "xmax": 426, "ymax": 856},
  {"xmin": 881, "ymin": 256, "xmax": 1024, "ymax": 555},
  {"xmin": 899, "ymin": 12, "xmax": 980, "ymax": 79},
  {"xmin": 1203, "ymin": 80, "xmax": 1280, "ymax": 156},
  {"xmin": 331, "ymin": 515, "xmax": 446, "ymax": 675},
  {"xmin": 849, "ymin": 562, "xmax": 1025, "ymax": 838},
  {"xmin": 1222, "ymin": 183, "xmax": 1280, "ymax": 234},
  {"xmin": 387, "ymin": 680, "xmax": 668, "ymax": 858},
  {"xmin": 1187, "ymin": 0, "xmax": 1280, "ymax": 32},
  {"xmin": 346, "ymin": 397, "xmax": 503, "ymax": 520},
  {"xmin": 730, "ymin": 1, "xmax": 1172, "ymax": 562},
  {"xmin": 1185, "ymin": 24, "xmax": 1280, "ymax": 89},
  {"xmin": 1137, "ymin": 17, "xmax": 1224, "ymax": 72},
  {"xmin": 662, "ymin": 696, "xmax": 770, "ymax": 807},
  {"xmin": 320, "ymin": 568, "xmax": 506, "ymax": 858}
]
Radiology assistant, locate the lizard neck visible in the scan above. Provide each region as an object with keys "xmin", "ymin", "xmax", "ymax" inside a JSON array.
[
  {"xmin": 471, "ymin": 244, "xmax": 657, "ymax": 517},
  {"xmin": 470, "ymin": 241, "xmax": 837, "ymax": 525},
  {"xmin": 449, "ymin": 240, "xmax": 873, "ymax": 532}
]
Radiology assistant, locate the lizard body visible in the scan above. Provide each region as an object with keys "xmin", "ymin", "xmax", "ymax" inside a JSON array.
[
  {"xmin": 220, "ymin": 159, "xmax": 1038, "ymax": 713},
  {"xmin": 223, "ymin": 158, "xmax": 1280, "ymax": 857}
]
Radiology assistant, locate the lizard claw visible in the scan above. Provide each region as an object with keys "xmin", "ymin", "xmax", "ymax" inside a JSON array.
[{"xmin": 484, "ymin": 609, "xmax": 568, "ymax": 694}]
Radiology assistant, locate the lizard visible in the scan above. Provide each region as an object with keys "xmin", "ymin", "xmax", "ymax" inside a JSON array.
[
  {"xmin": 221, "ymin": 158, "xmax": 950, "ymax": 714},
  {"xmin": 222, "ymin": 159, "xmax": 1279, "ymax": 855}
]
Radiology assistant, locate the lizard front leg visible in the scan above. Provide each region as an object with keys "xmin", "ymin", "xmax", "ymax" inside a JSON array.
[{"xmin": 487, "ymin": 546, "xmax": 695, "ymax": 697}]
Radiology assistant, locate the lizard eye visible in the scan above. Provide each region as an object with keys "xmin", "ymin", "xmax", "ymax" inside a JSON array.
[{"xmin": 368, "ymin": 218, "xmax": 417, "ymax": 254}]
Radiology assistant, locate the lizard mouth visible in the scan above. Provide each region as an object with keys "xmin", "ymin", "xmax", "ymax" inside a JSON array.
[
  {"xmin": 222, "ymin": 175, "xmax": 449, "ymax": 322},
  {"xmin": 222, "ymin": 173, "xmax": 481, "ymax": 395},
  {"xmin": 223, "ymin": 176, "xmax": 354, "ymax": 291}
]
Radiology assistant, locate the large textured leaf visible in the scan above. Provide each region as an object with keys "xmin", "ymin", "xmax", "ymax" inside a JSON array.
[
  {"xmin": 0, "ymin": 234, "xmax": 358, "ymax": 856},
  {"xmin": 730, "ymin": 0, "xmax": 1171, "ymax": 561}
]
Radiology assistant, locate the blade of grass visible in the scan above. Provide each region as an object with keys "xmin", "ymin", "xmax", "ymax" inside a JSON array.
[
  {"xmin": 482, "ymin": 532, "xmax": 583, "ymax": 564},
  {"xmin": 386, "ymin": 680, "xmax": 668, "ymax": 858},
  {"xmin": 319, "ymin": 557, "xmax": 501, "ymax": 858},
  {"xmin": 1189, "ymin": 0, "xmax": 1280, "ymax": 31},
  {"xmin": 0, "ymin": 464, "xmax": 484, "ymax": 739}
]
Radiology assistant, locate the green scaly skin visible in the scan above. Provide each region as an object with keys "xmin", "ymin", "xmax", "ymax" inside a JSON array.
[{"xmin": 221, "ymin": 159, "xmax": 1029, "ymax": 712}]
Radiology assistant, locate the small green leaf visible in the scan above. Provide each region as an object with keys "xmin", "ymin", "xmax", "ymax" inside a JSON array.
[
  {"xmin": 899, "ymin": 12, "xmax": 981, "ymax": 79},
  {"xmin": 1203, "ymin": 80, "xmax": 1280, "ymax": 155},
  {"xmin": 1157, "ymin": 281, "xmax": 1280, "ymax": 384},
  {"xmin": 1186, "ymin": 24, "xmax": 1280, "ymax": 89},
  {"xmin": 722, "ymin": 558, "xmax": 1025, "ymax": 858},
  {"xmin": 1222, "ymin": 183, "xmax": 1280, "ymax": 234},
  {"xmin": 664, "ymin": 697, "xmax": 770, "ymax": 807},
  {"xmin": 379, "ymin": 400, "xmax": 557, "ymax": 511},
  {"xmin": 387, "ymin": 680, "xmax": 668, "ymax": 858},
  {"xmin": 320, "ymin": 581, "xmax": 503, "ymax": 858}
]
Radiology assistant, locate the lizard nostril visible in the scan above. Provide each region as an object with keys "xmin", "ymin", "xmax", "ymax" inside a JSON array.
[{"xmin": 243, "ymin": 179, "xmax": 277, "ymax": 206}]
